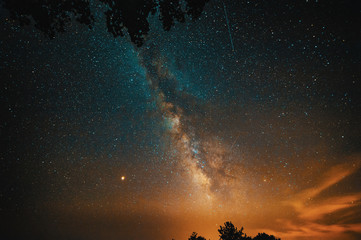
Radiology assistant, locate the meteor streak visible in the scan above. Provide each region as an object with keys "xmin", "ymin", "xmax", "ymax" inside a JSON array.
[{"xmin": 222, "ymin": 0, "xmax": 235, "ymax": 52}]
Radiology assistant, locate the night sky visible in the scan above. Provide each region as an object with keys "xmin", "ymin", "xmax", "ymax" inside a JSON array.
[{"xmin": 1, "ymin": 1, "xmax": 361, "ymax": 240}]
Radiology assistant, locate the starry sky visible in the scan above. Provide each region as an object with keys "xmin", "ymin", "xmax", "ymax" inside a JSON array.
[{"xmin": 1, "ymin": 1, "xmax": 361, "ymax": 240}]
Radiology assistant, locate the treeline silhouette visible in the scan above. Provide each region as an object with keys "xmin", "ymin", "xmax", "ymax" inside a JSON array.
[{"xmin": 185, "ymin": 221, "xmax": 280, "ymax": 240}]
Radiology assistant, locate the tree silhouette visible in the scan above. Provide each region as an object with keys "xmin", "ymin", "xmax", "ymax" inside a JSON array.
[
  {"xmin": 216, "ymin": 221, "xmax": 280, "ymax": 240},
  {"xmin": 1, "ymin": 0, "xmax": 210, "ymax": 46},
  {"xmin": 218, "ymin": 221, "xmax": 245, "ymax": 240},
  {"xmin": 253, "ymin": 233, "xmax": 280, "ymax": 240},
  {"xmin": 243, "ymin": 234, "xmax": 252, "ymax": 240},
  {"xmin": 188, "ymin": 232, "xmax": 207, "ymax": 240}
]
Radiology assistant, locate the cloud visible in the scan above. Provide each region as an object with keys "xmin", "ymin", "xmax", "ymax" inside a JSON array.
[
  {"xmin": 284, "ymin": 161, "xmax": 359, "ymax": 210},
  {"xmin": 276, "ymin": 159, "xmax": 361, "ymax": 239},
  {"xmin": 278, "ymin": 221, "xmax": 361, "ymax": 240},
  {"xmin": 298, "ymin": 193, "xmax": 361, "ymax": 221}
]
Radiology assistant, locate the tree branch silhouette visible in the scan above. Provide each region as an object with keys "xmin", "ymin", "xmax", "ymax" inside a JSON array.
[{"xmin": 1, "ymin": 0, "xmax": 210, "ymax": 46}]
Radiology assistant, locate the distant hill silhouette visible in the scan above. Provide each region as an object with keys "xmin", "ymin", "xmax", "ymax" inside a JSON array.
[{"xmin": 186, "ymin": 221, "xmax": 281, "ymax": 240}]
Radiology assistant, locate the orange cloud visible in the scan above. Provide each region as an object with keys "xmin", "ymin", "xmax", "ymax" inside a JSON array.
[
  {"xmin": 299, "ymin": 193, "xmax": 361, "ymax": 220},
  {"xmin": 279, "ymin": 221, "xmax": 361, "ymax": 240},
  {"xmin": 276, "ymin": 159, "xmax": 361, "ymax": 239},
  {"xmin": 285, "ymin": 161, "xmax": 360, "ymax": 212}
]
